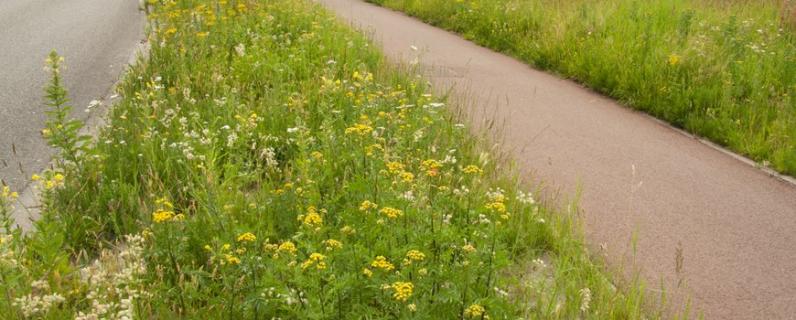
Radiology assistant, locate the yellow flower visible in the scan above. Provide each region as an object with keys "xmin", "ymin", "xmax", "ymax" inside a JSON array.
[
  {"xmin": 237, "ymin": 232, "xmax": 257, "ymax": 243},
  {"xmin": 371, "ymin": 256, "xmax": 395, "ymax": 271},
  {"xmin": 224, "ymin": 254, "xmax": 241, "ymax": 265},
  {"xmin": 359, "ymin": 200, "xmax": 378, "ymax": 211},
  {"xmin": 323, "ymin": 239, "xmax": 343, "ymax": 251},
  {"xmin": 408, "ymin": 303, "xmax": 417, "ymax": 312},
  {"xmin": 391, "ymin": 281, "xmax": 414, "ymax": 302},
  {"xmin": 301, "ymin": 206, "xmax": 324, "ymax": 228},
  {"xmin": 386, "ymin": 161, "xmax": 404, "ymax": 174},
  {"xmin": 365, "ymin": 144, "xmax": 383, "ymax": 156},
  {"xmin": 399, "ymin": 171, "xmax": 415, "ymax": 182},
  {"xmin": 405, "ymin": 250, "xmax": 425, "ymax": 262},
  {"xmin": 277, "ymin": 241, "xmax": 297, "ymax": 255},
  {"xmin": 362, "ymin": 268, "xmax": 373, "ymax": 278},
  {"xmin": 340, "ymin": 225, "xmax": 357, "ymax": 235},
  {"xmin": 421, "ymin": 159, "xmax": 442, "ymax": 177},
  {"xmin": 462, "ymin": 165, "xmax": 483, "ymax": 175},
  {"xmin": 464, "ymin": 304, "xmax": 486, "ymax": 318},
  {"xmin": 485, "ymin": 202, "xmax": 507, "ymax": 213},
  {"xmin": 462, "ymin": 244, "xmax": 476, "ymax": 253},
  {"xmin": 196, "ymin": 31, "xmax": 210, "ymax": 38},
  {"xmin": 344, "ymin": 123, "xmax": 374, "ymax": 136},
  {"xmin": 668, "ymin": 53, "xmax": 681, "ymax": 66},
  {"xmin": 31, "ymin": 174, "xmax": 41, "ymax": 181},
  {"xmin": 156, "ymin": 197, "xmax": 174, "ymax": 209},
  {"xmin": 302, "ymin": 212, "xmax": 323, "ymax": 227},
  {"xmin": 379, "ymin": 207, "xmax": 403, "ymax": 219},
  {"xmin": 301, "ymin": 253, "xmax": 327, "ymax": 270},
  {"xmin": 152, "ymin": 209, "xmax": 175, "ymax": 223}
]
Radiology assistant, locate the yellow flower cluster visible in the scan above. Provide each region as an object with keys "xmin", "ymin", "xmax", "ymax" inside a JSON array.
[
  {"xmin": 462, "ymin": 165, "xmax": 483, "ymax": 175},
  {"xmin": 152, "ymin": 209, "xmax": 175, "ymax": 223},
  {"xmin": 668, "ymin": 53, "xmax": 681, "ymax": 66},
  {"xmin": 299, "ymin": 206, "xmax": 323, "ymax": 228},
  {"xmin": 403, "ymin": 250, "xmax": 426, "ymax": 265},
  {"xmin": 237, "ymin": 232, "xmax": 256, "ymax": 243},
  {"xmin": 390, "ymin": 281, "xmax": 414, "ymax": 302},
  {"xmin": 362, "ymin": 268, "xmax": 373, "ymax": 277},
  {"xmin": 386, "ymin": 161, "xmax": 405, "ymax": 174},
  {"xmin": 359, "ymin": 200, "xmax": 378, "ymax": 212},
  {"xmin": 345, "ymin": 123, "xmax": 374, "ymax": 136},
  {"xmin": 323, "ymin": 239, "xmax": 343, "ymax": 251},
  {"xmin": 421, "ymin": 159, "xmax": 442, "ymax": 177},
  {"xmin": 352, "ymin": 71, "xmax": 374, "ymax": 83},
  {"xmin": 33, "ymin": 173, "xmax": 65, "ymax": 190},
  {"xmin": 464, "ymin": 304, "xmax": 486, "ymax": 318},
  {"xmin": 301, "ymin": 253, "xmax": 327, "ymax": 270},
  {"xmin": 224, "ymin": 254, "xmax": 241, "ymax": 265},
  {"xmin": 379, "ymin": 207, "xmax": 403, "ymax": 219},
  {"xmin": 371, "ymin": 256, "xmax": 395, "ymax": 271},
  {"xmin": 277, "ymin": 241, "xmax": 297, "ymax": 255},
  {"xmin": 1, "ymin": 186, "xmax": 18, "ymax": 201}
]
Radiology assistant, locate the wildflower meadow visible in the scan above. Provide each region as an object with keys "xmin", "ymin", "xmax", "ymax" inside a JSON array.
[{"xmin": 0, "ymin": 0, "xmax": 650, "ymax": 318}]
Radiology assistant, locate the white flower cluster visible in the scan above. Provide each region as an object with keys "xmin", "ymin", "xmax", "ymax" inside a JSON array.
[
  {"xmin": 75, "ymin": 234, "xmax": 147, "ymax": 320},
  {"xmin": 516, "ymin": 190, "xmax": 535, "ymax": 205},
  {"xmin": 579, "ymin": 287, "xmax": 592, "ymax": 312},
  {"xmin": 0, "ymin": 234, "xmax": 19, "ymax": 268},
  {"xmin": 13, "ymin": 290, "xmax": 65, "ymax": 318}
]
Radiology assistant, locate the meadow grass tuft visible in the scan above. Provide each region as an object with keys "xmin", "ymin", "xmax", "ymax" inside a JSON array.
[
  {"xmin": 368, "ymin": 0, "xmax": 796, "ymax": 177},
  {"xmin": 0, "ymin": 0, "xmax": 652, "ymax": 318}
]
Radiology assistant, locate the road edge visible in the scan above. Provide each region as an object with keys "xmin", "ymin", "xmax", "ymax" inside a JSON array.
[{"xmin": 10, "ymin": 35, "xmax": 151, "ymax": 233}]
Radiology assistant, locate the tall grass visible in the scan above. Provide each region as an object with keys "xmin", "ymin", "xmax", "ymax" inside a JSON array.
[
  {"xmin": 0, "ymin": 0, "xmax": 653, "ymax": 318},
  {"xmin": 369, "ymin": 0, "xmax": 796, "ymax": 176}
]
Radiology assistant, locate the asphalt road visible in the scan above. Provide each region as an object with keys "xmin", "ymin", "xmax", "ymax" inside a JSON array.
[
  {"xmin": 318, "ymin": 0, "xmax": 796, "ymax": 319},
  {"xmin": 0, "ymin": 0, "xmax": 144, "ymax": 192}
]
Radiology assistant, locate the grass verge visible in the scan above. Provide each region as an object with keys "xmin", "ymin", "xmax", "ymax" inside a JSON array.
[
  {"xmin": 1, "ymin": 0, "xmax": 649, "ymax": 318},
  {"xmin": 367, "ymin": 0, "xmax": 796, "ymax": 177}
]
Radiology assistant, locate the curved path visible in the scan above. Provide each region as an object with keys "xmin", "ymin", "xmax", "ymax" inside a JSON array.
[
  {"xmin": 0, "ymin": 0, "xmax": 144, "ymax": 193},
  {"xmin": 318, "ymin": 0, "xmax": 796, "ymax": 319}
]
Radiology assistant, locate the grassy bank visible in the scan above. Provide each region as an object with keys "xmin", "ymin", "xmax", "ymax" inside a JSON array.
[
  {"xmin": 1, "ymin": 0, "xmax": 649, "ymax": 318},
  {"xmin": 368, "ymin": 0, "xmax": 796, "ymax": 176}
]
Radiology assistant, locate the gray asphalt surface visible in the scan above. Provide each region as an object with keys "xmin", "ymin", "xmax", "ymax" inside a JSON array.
[
  {"xmin": 0, "ymin": 0, "xmax": 144, "ymax": 192},
  {"xmin": 319, "ymin": 0, "xmax": 796, "ymax": 319}
]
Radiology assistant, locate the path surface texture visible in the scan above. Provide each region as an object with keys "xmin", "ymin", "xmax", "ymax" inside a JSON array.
[
  {"xmin": 0, "ymin": 0, "xmax": 144, "ymax": 193},
  {"xmin": 318, "ymin": 0, "xmax": 796, "ymax": 319}
]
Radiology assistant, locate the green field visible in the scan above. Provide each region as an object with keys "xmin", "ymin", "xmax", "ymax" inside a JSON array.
[
  {"xmin": 0, "ymin": 0, "xmax": 651, "ymax": 318},
  {"xmin": 369, "ymin": 0, "xmax": 796, "ymax": 176}
]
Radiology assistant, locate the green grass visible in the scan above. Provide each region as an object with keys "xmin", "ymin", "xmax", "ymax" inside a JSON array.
[
  {"xmin": 0, "ymin": 0, "xmax": 652, "ymax": 318},
  {"xmin": 368, "ymin": 0, "xmax": 796, "ymax": 177}
]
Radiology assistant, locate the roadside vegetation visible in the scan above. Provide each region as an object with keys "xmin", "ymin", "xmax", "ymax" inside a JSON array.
[
  {"xmin": 369, "ymin": 0, "xmax": 796, "ymax": 176},
  {"xmin": 0, "ymin": 0, "xmax": 651, "ymax": 318}
]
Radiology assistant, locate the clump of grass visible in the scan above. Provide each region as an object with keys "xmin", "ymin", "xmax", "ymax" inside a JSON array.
[
  {"xmin": 0, "ymin": 0, "xmax": 650, "ymax": 318},
  {"xmin": 369, "ymin": 0, "xmax": 796, "ymax": 177}
]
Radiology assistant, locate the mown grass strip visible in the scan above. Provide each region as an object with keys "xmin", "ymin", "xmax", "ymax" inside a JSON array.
[
  {"xmin": 368, "ymin": 0, "xmax": 796, "ymax": 177},
  {"xmin": 0, "ymin": 0, "xmax": 649, "ymax": 318}
]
